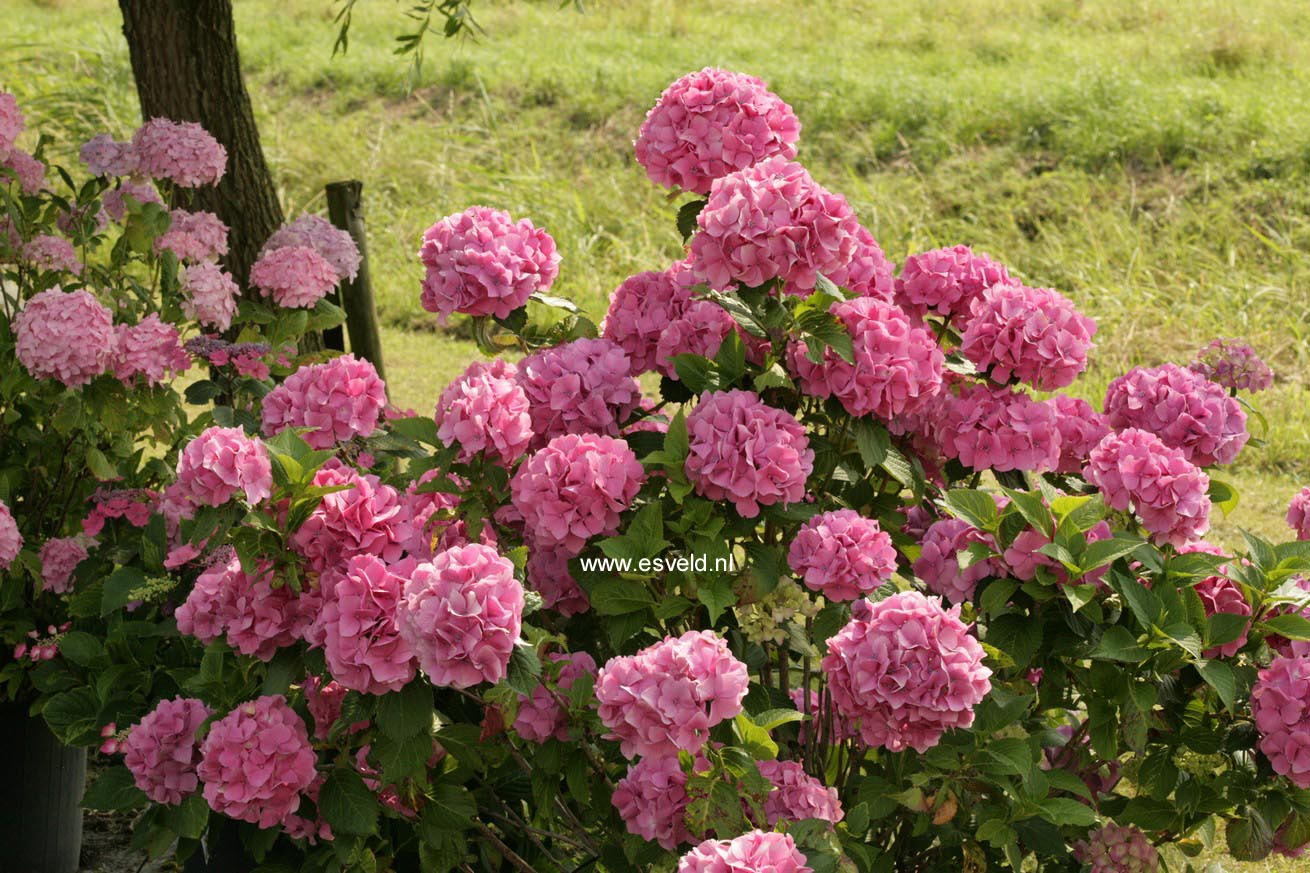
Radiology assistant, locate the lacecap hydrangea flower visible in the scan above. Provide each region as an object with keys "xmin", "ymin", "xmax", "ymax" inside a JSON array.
[
  {"xmin": 0, "ymin": 500, "xmax": 22, "ymax": 571},
  {"xmin": 250, "ymin": 245, "xmax": 339, "ymax": 309},
  {"xmin": 1103, "ymin": 363, "xmax": 1248, "ymax": 467},
  {"xmin": 262, "ymin": 213, "xmax": 362, "ymax": 282},
  {"xmin": 291, "ymin": 464, "xmax": 408, "ymax": 573},
  {"xmin": 434, "ymin": 357, "xmax": 533, "ymax": 464},
  {"xmin": 124, "ymin": 697, "xmax": 212, "ymax": 805},
  {"xmin": 601, "ymin": 267, "xmax": 694, "ymax": 374},
  {"xmin": 1073, "ymin": 822, "xmax": 1160, "ymax": 873},
  {"xmin": 914, "ymin": 517, "xmax": 1002, "ymax": 605},
  {"xmin": 933, "ymin": 381, "xmax": 1061, "ymax": 473},
  {"xmin": 110, "ymin": 314, "xmax": 192, "ymax": 386},
  {"xmin": 516, "ymin": 338, "xmax": 639, "ymax": 447},
  {"xmin": 1086, "ymin": 428, "xmax": 1210, "ymax": 548},
  {"xmin": 757, "ymin": 760, "xmax": 843, "ymax": 827},
  {"xmin": 1287, "ymin": 487, "xmax": 1310, "ymax": 541},
  {"xmin": 677, "ymin": 831, "xmax": 812, "ymax": 873},
  {"xmin": 174, "ymin": 426, "xmax": 273, "ymax": 508},
  {"xmin": 787, "ymin": 509, "xmax": 896, "ymax": 601},
  {"xmin": 155, "ymin": 209, "xmax": 228, "ymax": 264},
  {"xmin": 314, "ymin": 554, "xmax": 417, "ymax": 695},
  {"xmin": 895, "ymin": 245, "xmax": 1010, "ymax": 321},
  {"xmin": 180, "ymin": 262, "xmax": 240, "ymax": 331},
  {"xmin": 960, "ymin": 282, "xmax": 1096, "ymax": 391},
  {"xmin": 1252, "ymin": 654, "xmax": 1310, "ymax": 789},
  {"xmin": 14, "ymin": 288, "xmax": 114, "ymax": 387},
  {"xmin": 613, "ymin": 754, "xmax": 696, "ymax": 850},
  {"xmin": 39, "ymin": 536, "xmax": 91, "ymax": 594},
  {"xmin": 419, "ymin": 206, "xmax": 560, "ymax": 322},
  {"xmin": 595, "ymin": 629, "xmax": 749, "ymax": 759},
  {"xmin": 131, "ymin": 118, "xmax": 226, "ymax": 187},
  {"xmin": 513, "ymin": 651, "xmax": 598, "ymax": 743},
  {"xmin": 822, "ymin": 591, "xmax": 992, "ymax": 753},
  {"xmin": 174, "ymin": 554, "xmax": 316, "ymax": 662},
  {"xmin": 1190, "ymin": 338, "xmax": 1273, "ymax": 393},
  {"xmin": 261, "ymin": 354, "xmax": 387, "ymax": 449}
]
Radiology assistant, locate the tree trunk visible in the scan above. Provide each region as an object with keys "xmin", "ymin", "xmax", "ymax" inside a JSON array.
[{"xmin": 117, "ymin": 0, "xmax": 283, "ymax": 286}]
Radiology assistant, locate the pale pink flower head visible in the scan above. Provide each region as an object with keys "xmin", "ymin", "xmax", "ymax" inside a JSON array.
[
  {"xmin": 933, "ymin": 382, "xmax": 1062, "ymax": 473},
  {"xmin": 435, "ymin": 357, "xmax": 533, "ymax": 464},
  {"xmin": 895, "ymin": 245, "xmax": 1011, "ymax": 321},
  {"xmin": 155, "ymin": 209, "xmax": 228, "ymax": 264},
  {"xmin": 960, "ymin": 283, "xmax": 1096, "ymax": 390},
  {"xmin": 685, "ymin": 389, "xmax": 813, "ymax": 518},
  {"xmin": 822, "ymin": 591, "xmax": 992, "ymax": 753},
  {"xmin": 516, "ymin": 338, "xmax": 639, "ymax": 447},
  {"xmin": 3, "ymin": 149, "xmax": 44, "ymax": 194},
  {"xmin": 1177, "ymin": 541, "xmax": 1250, "ymax": 658},
  {"xmin": 914, "ymin": 517, "xmax": 1001, "ymax": 605},
  {"xmin": 290, "ymin": 465, "xmax": 407, "ymax": 573},
  {"xmin": 601, "ymin": 268, "xmax": 694, "ymax": 374},
  {"xmin": 787, "ymin": 297, "xmax": 943, "ymax": 420},
  {"xmin": 262, "ymin": 213, "xmax": 361, "ymax": 282},
  {"xmin": 250, "ymin": 245, "xmax": 339, "ymax": 309},
  {"xmin": 612, "ymin": 754, "xmax": 695, "ymax": 850},
  {"xmin": 635, "ymin": 67, "xmax": 801, "ymax": 195},
  {"xmin": 829, "ymin": 224, "xmax": 896, "ymax": 300},
  {"xmin": 174, "ymin": 553, "xmax": 316, "ymax": 661},
  {"xmin": 1049, "ymin": 394, "xmax": 1111, "ymax": 475},
  {"xmin": 39, "ymin": 536, "xmax": 91, "ymax": 594},
  {"xmin": 511, "ymin": 433, "xmax": 645, "ymax": 556},
  {"xmin": 197, "ymin": 695, "xmax": 317, "ymax": 828},
  {"xmin": 1086, "ymin": 429, "xmax": 1210, "ymax": 548},
  {"xmin": 14, "ymin": 288, "xmax": 114, "ymax": 387},
  {"xmin": 0, "ymin": 500, "xmax": 21, "ymax": 571},
  {"xmin": 1252, "ymin": 654, "xmax": 1310, "ymax": 789},
  {"xmin": 677, "ymin": 831, "xmax": 812, "ymax": 873},
  {"xmin": 0, "ymin": 92, "xmax": 23, "ymax": 159},
  {"xmin": 314, "ymin": 554, "xmax": 417, "ymax": 695},
  {"xmin": 110, "ymin": 314, "xmax": 191, "ymax": 386},
  {"xmin": 788, "ymin": 509, "xmax": 897, "ymax": 601},
  {"xmin": 175, "ymin": 426, "xmax": 273, "ymax": 508},
  {"xmin": 131, "ymin": 118, "xmax": 226, "ymax": 187},
  {"xmin": 180, "ymin": 262, "xmax": 240, "ymax": 331},
  {"xmin": 103, "ymin": 180, "xmax": 163, "ymax": 223},
  {"xmin": 1073, "ymin": 822, "xmax": 1160, "ymax": 873},
  {"xmin": 757, "ymin": 759, "xmax": 843, "ymax": 827},
  {"xmin": 655, "ymin": 299, "xmax": 740, "ymax": 379},
  {"xmin": 262, "ymin": 354, "xmax": 387, "ymax": 450},
  {"xmin": 594, "ymin": 629, "xmax": 749, "ymax": 759},
  {"xmin": 1103, "ymin": 363, "xmax": 1248, "ymax": 467},
  {"xmin": 22, "ymin": 234, "xmax": 82, "ymax": 275},
  {"xmin": 124, "ymin": 697, "xmax": 212, "ymax": 805},
  {"xmin": 419, "ymin": 206, "xmax": 560, "ymax": 322},
  {"xmin": 1287, "ymin": 487, "xmax": 1310, "ymax": 541},
  {"xmin": 689, "ymin": 156, "xmax": 861, "ymax": 293},
  {"xmin": 525, "ymin": 544, "xmax": 590, "ymax": 616},
  {"xmin": 79, "ymin": 134, "xmax": 136, "ymax": 177},
  {"xmin": 513, "ymin": 650, "xmax": 598, "ymax": 743},
  {"xmin": 1191, "ymin": 338, "xmax": 1273, "ymax": 393},
  {"xmin": 395, "ymin": 543, "xmax": 524, "ymax": 688}
]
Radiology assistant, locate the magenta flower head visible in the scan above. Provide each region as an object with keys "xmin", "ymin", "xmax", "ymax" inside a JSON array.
[
  {"xmin": 175, "ymin": 426, "xmax": 273, "ymax": 508},
  {"xmin": 0, "ymin": 92, "xmax": 24, "ymax": 159},
  {"xmin": 689, "ymin": 156, "xmax": 860, "ymax": 293},
  {"xmin": 1073, "ymin": 822, "xmax": 1160, "ymax": 873},
  {"xmin": 396, "ymin": 543, "xmax": 525, "ymax": 688},
  {"xmin": 1190, "ymin": 338, "xmax": 1273, "ymax": 393},
  {"xmin": 262, "ymin": 213, "xmax": 362, "ymax": 282},
  {"xmin": 262, "ymin": 354, "xmax": 388, "ymax": 450},
  {"xmin": 594, "ymin": 629, "xmax": 749, "ymax": 759},
  {"xmin": 788, "ymin": 509, "xmax": 897, "ymax": 602},
  {"xmin": 612, "ymin": 754, "xmax": 695, "ymax": 850},
  {"xmin": 960, "ymin": 283, "xmax": 1096, "ymax": 390},
  {"xmin": 511, "ymin": 433, "xmax": 645, "ymax": 556},
  {"xmin": 677, "ymin": 831, "xmax": 812, "ymax": 873},
  {"xmin": 131, "ymin": 118, "xmax": 226, "ymax": 187},
  {"xmin": 914, "ymin": 517, "xmax": 1001, "ymax": 605},
  {"xmin": 934, "ymin": 382, "xmax": 1062, "ymax": 473},
  {"xmin": 180, "ymin": 262, "xmax": 240, "ymax": 331},
  {"xmin": 685, "ymin": 389, "xmax": 813, "ymax": 518},
  {"xmin": 829, "ymin": 224, "xmax": 896, "ymax": 300},
  {"xmin": 124, "ymin": 697, "xmax": 212, "ymax": 805},
  {"xmin": 0, "ymin": 500, "xmax": 22, "ymax": 572},
  {"xmin": 895, "ymin": 245, "xmax": 1011, "ymax": 321},
  {"xmin": 174, "ymin": 553, "xmax": 316, "ymax": 662},
  {"xmin": 250, "ymin": 244, "xmax": 339, "ymax": 309},
  {"xmin": 757, "ymin": 759, "xmax": 843, "ymax": 828},
  {"xmin": 197, "ymin": 695, "xmax": 317, "ymax": 828},
  {"xmin": 14, "ymin": 288, "xmax": 114, "ymax": 387},
  {"xmin": 1253, "ymin": 654, "xmax": 1310, "ymax": 789},
  {"xmin": 655, "ymin": 299, "xmax": 743, "ymax": 379},
  {"xmin": 435, "ymin": 357, "xmax": 533, "ymax": 464},
  {"xmin": 822, "ymin": 591, "xmax": 992, "ymax": 753},
  {"xmin": 635, "ymin": 67, "xmax": 801, "ymax": 195},
  {"xmin": 419, "ymin": 206, "xmax": 560, "ymax": 322},
  {"xmin": 1178, "ymin": 541, "xmax": 1250, "ymax": 658},
  {"xmin": 517, "ymin": 338, "xmax": 640, "ymax": 447},
  {"xmin": 1287, "ymin": 487, "xmax": 1310, "ymax": 541},
  {"xmin": 787, "ymin": 297, "xmax": 943, "ymax": 420},
  {"xmin": 513, "ymin": 650, "xmax": 598, "ymax": 743},
  {"xmin": 110, "ymin": 314, "xmax": 191, "ymax": 386},
  {"xmin": 602, "ymin": 267, "xmax": 694, "ymax": 374},
  {"xmin": 290, "ymin": 465, "xmax": 407, "ymax": 573},
  {"xmin": 155, "ymin": 209, "xmax": 228, "ymax": 264},
  {"xmin": 39, "ymin": 535, "xmax": 92, "ymax": 595},
  {"xmin": 1048, "ymin": 394, "xmax": 1111, "ymax": 475},
  {"xmin": 314, "ymin": 554, "xmax": 417, "ymax": 695},
  {"xmin": 1086, "ymin": 428, "xmax": 1210, "ymax": 548},
  {"xmin": 1103, "ymin": 363, "xmax": 1248, "ymax": 467}
]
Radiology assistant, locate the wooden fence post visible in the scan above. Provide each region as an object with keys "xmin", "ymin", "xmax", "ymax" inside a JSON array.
[{"xmin": 325, "ymin": 180, "xmax": 386, "ymax": 384}]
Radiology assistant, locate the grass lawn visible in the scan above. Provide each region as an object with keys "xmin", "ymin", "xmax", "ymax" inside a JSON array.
[{"xmin": 5, "ymin": 1, "xmax": 1310, "ymax": 866}]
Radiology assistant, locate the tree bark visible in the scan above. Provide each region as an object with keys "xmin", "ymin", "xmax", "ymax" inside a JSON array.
[{"xmin": 117, "ymin": 0, "xmax": 283, "ymax": 286}]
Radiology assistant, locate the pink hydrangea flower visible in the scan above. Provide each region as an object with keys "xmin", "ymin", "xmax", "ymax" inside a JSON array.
[
  {"xmin": 174, "ymin": 426, "xmax": 273, "ymax": 508},
  {"xmin": 1191, "ymin": 338, "xmax": 1273, "ymax": 393},
  {"xmin": 822, "ymin": 591, "xmax": 992, "ymax": 753},
  {"xmin": 960, "ymin": 283, "xmax": 1096, "ymax": 390},
  {"xmin": 0, "ymin": 92, "xmax": 23, "ymax": 159},
  {"xmin": 262, "ymin": 213, "xmax": 361, "ymax": 282},
  {"xmin": 1004, "ymin": 520, "xmax": 1113, "ymax": 589},
  {"xmin": 895, "ymin": 245, "xmax": 1010, "ymax": 321},
  {"xmin": 131, "ymin": 118, "xmax": 226, "ymax": 187},
  {"xmin": 828, "ymin": 224, "xmax": 896, "ymax": 300},
  {"xmin": 124, "ymin": 697, "xmax": 212, "ymax": 805},
  {"xmin": 787, "ymin": 297, "xmax": 943, "ymax": 420},
  {"xmin": 1086, "ymin": 429, "xmax": 1210, "ymax": 548},
  {"xmin": 434, "ymin": 358, "xmax": 533, "ymax": 464},
  {"xmin": 395, "ymin": 543, "xmax": 524, "ymax": 688},
  {"xmin": 1176, "ymin": 542, "xmax": 1250, "ymax": 658},
  {"xmin": 595, "ymin": 629, "xmax": 749, "ymax": 759},
  {"xmin": 56, "ymin": 202, "xmax": 109, "ymax": 238},
  {"xmin": 655, "ymin": 299, "xmax": 747, "ymax": 379},
  {"xmin": 250, "ymin": 245, "xmax": 339, "ymax": 309},
  {"xmin": 155, "ymin": 209, "xmax": 228, "ymax": 263},
  {"xmin": 1103, "ymin": 363, "xmax": 1248, "ymax": 467},
  {"xmin": 757, "ymin": 759, "xmax": 843, "ymax": 827},
  {"xmin": 180, "ymin": 262, "xmax": 240, "ymax": 331},
  {"xmin": 690, "ymin": 156, "xmax": 861, "ymax": 293},
  {"xmin": 83, "ymin": 488, "xmax": 158, "ymax": 537},
  {"xmin": 14, "ymin": 288, "xmax": 114, "ymax": 387},
  {"xmin": 175, "ymin": 553, "xmax": 316, "ymax": 661},
  {"xmin": 3, "ymin": 149, "xmax": 44, "ymax": 194},
  {"xmin": 677, "ymin": 831, "xmax": 812, "ymax": 873},
  {"xmin": 1252, "ymin": 655, "xmax": 1310, "ymax": 789},
  {"xmin": 914, "ymin": 517, "xmax": 1001, "ymax": 605},
  {"xmin": 511, "ymin": 433, "xmax": 645, "ymax": 556},
  {"xmin": 395, "ymin": 470, "xmax": 472, "ymax": 561},
  {"xmin": 788, "ymin": 509, "xmax": 896, "ymax": 601},
  {"xmin": 513, "ymin": 651, "xmax": 597, "ymax": 743},
  {"xmin": 612, "ymin": 754, "xmax": 697, "ymax": 850},
  {"xmin": 1049, "ymin": 394, "xmax": 1111, "ymax": 475},
  {"xmin": 517, "ymin": 338, "xmax": 639, "ymax": 447},
  {"xmin": 110, "ymin": 314, "xmax": 192, "ymax": 386},
  {"xmin": 602, "ymin": 268, "xmax": 694, "ymax": 374},
  {"xmin": 419, "ymin": 206, "xmax": 560, "ymax": 322},
  {"xmin": 1287, "ymin": 487, "xmax": 1310, "ymax": 541},
  {"xmin": 22, "ymin": 234, "xmax": 82, "ymax": 274},
  {"xmin": 302, "ymin": 676, "xmax": 360, "ymax": 741},
  {"xmin": 197, "ymin": 695, "xmax": 317, "ymax": 828},
  {"xmin": 313, "ymin": 554, "xmax": 417, "ymax": 695},
  {"xmin": 1073, "ymin": 823, "xmax": 1160, "ymax": 873},
  {"xmin": 79, "ymin": 134, "xmax": 137, "ymax": 177},
  {"xmin": 634, "ymin": 67, "xmax": 801, "ymax": 195},
  {"xmin": 39, "ymin": 536, "xmax": 91, "ymax": 594},
  {"xmin": 525, "ymin": 544, "xmax": 590, "ymax": 616},
  {"xmin": 0, "ymin": 500, "xmax": 21, "ymax": 571},
  {"xmin": 930, "ymin": 381, "xmax": 1062, "ymax": 473},
  {"xmin": 291, "ymin": 465, "xmax": 407, "ymax": 573},
  {"xmin": 685, "ymin": 389, "xmax": 813, "ymax": 518},
  {"xmin": 102, "ymin": 180, "xmax": 163, "ymax": 222},
  {"xmin": 262, "ymin": 354, "xmax": 387, "ymax": 449}
]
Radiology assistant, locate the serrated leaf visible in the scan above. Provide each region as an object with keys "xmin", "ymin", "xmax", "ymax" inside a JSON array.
[
  {"xmin": 943, "ymin": 489, "xmax": 998, "ymax": 532},
  {"xmin": 83, "ymin": 765, "xmax": 147, "ymax": 812},
  {"xmin": 320, "ymin": 770, "xmax": 379, "ymax": 836}
]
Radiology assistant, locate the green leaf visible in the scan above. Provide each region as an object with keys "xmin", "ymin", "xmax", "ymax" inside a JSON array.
[
  {"xmin": 676, "ymin": 198, "xmax": 707, "ymax": 241},
  {"xmin": 664, "ymin": 410, "xmax": 689, "ymax": 460},
  {"xmin": 56, "ymin": 631, "xmax": 105, "ymax": 668},
  {"xmin": 795, "ymin": 308, "xmax": 854, "ymax": 364},
  {"xmin": 376, "ymin": 681, "xmax": 434, "ymax": 741},
  {"xmin": 750, "ymin": 708, "xmax": 804, "ymax": 731},
  {"xmin": 697, "ymin": 576, "xmax": 735, "ymax": 624},
  {"xmin": 942, "ymin": 489, "xmax": 999, "ymax": 532},
  {"xmin": 85, "ymin": 446, "xmax": 119, "ymax": 481},
  {"xmin": 387, "ymin": 415, "xmax": 440, "ymax": 447},
  {"xmin": 980, "ymin": 737, "xmax": 1036, "ymax": 779},
  {"xmin": 167, "ymin": 793, "xmax": 209, "ymax": 839},
  {"xmin": 425, "ymin": 783, "xmax": 477, "ymax": 831},
  {"xmin": 505, "ymin": 645, "xmax": 542, "ymax": 698},
  {"xmin": 587, "ymin": 579, "xmax": 654, "ymax": 615},
  {"xmin": 1001, "ymin": 489, "xmax": 1053, "ymax": 538},
  {"xmin": 732, "ymin": 713, "xmax": 778, "ymax": 759},
  {"xmin": 1081, "ymin": 536, "xmax": 1145, "ymax": 574},
  {"xmin": 184, "ymin": 379, "xmax": 223, "ymax": 406},
  {"xmin": 853, "ymin": 419, "xmax": 890, "ymax": 467},
  {"xmin": 1261, "ymin": 613, "xmax": 1310, "ymax": 641},
  {"xmin": 1197, "ymin": 659, "xmax": 1237, "ymax": 711},
  {"xmin": 1209, "ymin": 478, "xmax": 1240, "ymax": 517},
  {"xmin": 1038, "ymin": 797, "xmax": 1097, "ymax": 827},
  {"xmin": 1091, "ymin": 626, "xmax": 1147, "ymax": 662},
  {"xmin": 672, "ymin": 354, "xmax": 715, "ymax": 394},
  {"xmin": 1121, "ymin": 796, "xmax": 1177, "ymax": 831},
  {"xmin": 319, "ymin": 769, "xmax": 380, "ymax": 836},
  {"xmin": 100, "ymin": 566, "xmax": 146, "ymax": 616},
  {"xmin": 83, "ymin": 765, "xmax": 147, "ymax": 812},
  {"xmin": 1227, "ymin": 809, "xmax": 1275, "ymax": 862}
]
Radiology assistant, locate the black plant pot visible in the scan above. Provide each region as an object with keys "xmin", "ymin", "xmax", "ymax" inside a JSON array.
[{"xmin": 0, "ymin": 700, "xmax": 86, "ymax": 873}]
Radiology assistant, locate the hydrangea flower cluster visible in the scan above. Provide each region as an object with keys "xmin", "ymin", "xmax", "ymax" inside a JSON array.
[
  {"xmin": 685, "ymin": 390, "xmax": 813, "ymax": 518},
  {"xmin": 263, "ymin": 213, "xmax": 362, "ymax": 282},
  {"xmin": 513, "ymin": 651, "xmax": 598, "ymax": 743},
  {"xmin": 261, "ymin": 354, "xmax": 387, "ymax": 449},
  {"xmin": 250, "ymin": 245, "xmax": 339, "ymax": 309},
  {"xmin": 655, "ymin": 299, "xmax": 741, "ymax": 379},
  {"xmin": 525, "ymin": 545, "xmax": 590, "ymax": 616},
  {"xmin": 291, "ymin": 465, "xmax": 407, "ymax": 573},
  {"xmin": 516, "ymin": 338, "xmax": 639, "ymax": 446},
  {"xmin": 829, "ymin": 224, "xmax": 895, "ymax": 300},
  {"xmin": 102, "ymin": 180, "xmax": 163, "ymax": 222},
  {"xmin": 1085, "ymin": 429, "xmax": 1210, "ymax": 547},
  {"xmin": 22, "ymin": 234, "xmax": 82, "ymax": 274},
  {"xmin": 787, "ymin": 509, "xmax": 896, "ymax": 601},
  {"xmin": 1049, "ymin": 394, "xmax": 1111, "ymax": 475},
  {"xmin": 634, "ymin": 67, "xmax": 801, "ymax": 195},
  {"xmin": 757, "ymin": 760, "xmax": 843, "ymax": 827},
  {"xmin": 895, "ymin": 245, "xmax": 1010, "ymax": 321},
  {"xmin": 314, "ymin": 554, "xmax": 417, "ymax": 695},
  {"xmin": 14, "ymin": 288, "xmax": 115, "ymax": 387},
  {"xmin": 39, "ymin": 536, "xmax": 91, "ymax": 594},
  {"xmin": 79, "ymin": 134, "xmax": 136, "ymax": 177},
  {"xmin": 3, "ymin": 148, "xmax": 44, "ymax": 194},
  {"xmin": 434, "ymin": 358, "xmax": 533, "ymax": 463},
  {"xmin": 959, "ymin": 283, "xmax": 1096, "ymax": 390},
  {"xmin": 1288, "ymin": 487, "xmax": 1310, "ymax": 541},
  {"xmin": 1190, "ymin": 338, "xmax": 1273, "ymax": 393},
  {"xmin": 174, "ymin": 554, "xmax": 315, "ymax": 661},
  {"xmin": 155, "ymin": 209, "xmax": 228, "ymax": 264},
  {"xmin": 131, "ymin": 118, "xmax": 227, "ymax": 187},
  {"xmin": 123, "ymin": 697, "xmax": 212, "ymax": 805},
  {"xmin": 595, "ymin": 630, "xmax": 749, "ymax": 758},
  {"xmin": 180, "ymin": 262, "xmax": 240, "ymax": 330},
  {"xmin": 612, "ymin": 754, "xmax": 695, "ymax": 850},
  {"xmin": 601, "ymin": 268, "xmax": 693, "ymax": 374},
  {"xmin": 1073, "ymin": 822, "xmax": 1160, "ymax": 873},
  {"xmin": 822, "ymin": 591, "xmax": 992, "ymax": 753},
  {"xmin": 914, "ymin": 517, "xmax": 1002, "ymax": 604},
  {"xmin": 677, "ymin": 831, "xmax": 812, "ymax": 873},
  {"xmin": 111, "ymin": 314, "xmax": 192, "ymax": 386},
  {"xmin": 0, "ymin": 500, "xmax": 22, "ymax": 571},
  {"xmin": 933, "ymin": 382, "xmax": 1061, "ymax": 473},
  {"xmin": 1103, "ymin": 363, "xmax": 1248, "ymax": 467},
  {"xmin": 0, "ymin": 91, "xmax": 22, "ymax": 159},
  {"xmin": 419, "ymin": 206, "xmax": 560, "ymax": 321},
  {"xmin": 174, "ymin": 426, "xmax": 273, "ymax": 509},
  {"xmin": 1252, "ymin": 655, "xmax": 1310, "ymax": 788}
]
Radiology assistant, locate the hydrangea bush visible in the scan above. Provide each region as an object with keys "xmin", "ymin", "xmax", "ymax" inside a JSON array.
[{"xmin": 10, "ymin": 72, "xmax": 1310, "ymax": 873}]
